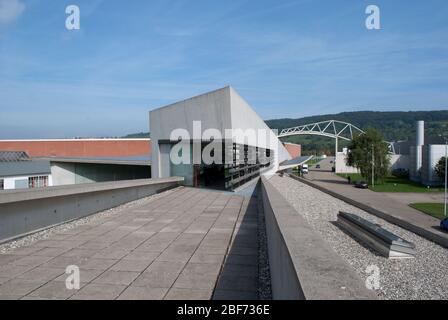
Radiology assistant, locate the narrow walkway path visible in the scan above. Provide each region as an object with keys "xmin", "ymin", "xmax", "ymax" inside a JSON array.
[{"xmin": 0, "ymin": 187, "xmax": 255, "ymax": 300}]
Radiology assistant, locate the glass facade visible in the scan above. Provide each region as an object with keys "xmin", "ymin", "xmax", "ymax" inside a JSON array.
[{"xmin": 168, "ymin": 141, "xmax": 273, "ymax": 191}]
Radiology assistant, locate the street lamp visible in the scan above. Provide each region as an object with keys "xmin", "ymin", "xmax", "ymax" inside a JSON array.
[
  {"xmin": 445, "ymin": 139, "xmax": 447, "ymax": 217},
  {"xmin": 440, "ymin": 134, "xmax": 448, "ymax": 217},
  {"xmin": 371, "ymin": 144, "xmax": 375, "ymax": 189}
]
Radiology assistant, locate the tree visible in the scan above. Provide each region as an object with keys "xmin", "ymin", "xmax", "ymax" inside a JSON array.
[
  {"xmin": 346, "ymin": 128, "xmax": 391, "ymax": 184},
  {"xmin": 435, "ymin": 157, "xmax": 446, "ymax": 179}
]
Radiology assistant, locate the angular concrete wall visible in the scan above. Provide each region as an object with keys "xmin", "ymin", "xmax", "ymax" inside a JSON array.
[
  {"xmin": 261, "ymin": 176, "xmax": 376, "ymax": 300},
  {"xmin": 0, "ymin": 177, "xmax": 183, "ymax": 243},
  {"xmin": 149, "ymin": 86, "xmax": 291, "ymax": 179}
]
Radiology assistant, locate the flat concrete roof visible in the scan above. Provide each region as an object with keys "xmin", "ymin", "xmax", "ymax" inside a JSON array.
[
  {"xmin": 39, "ymin": 157, "xmax": 151, "ymax": 166},
  {"xmin": 0, "ymin": 177, "xmax": 180, "ymax": 205},
  {"xmin": 0, "ymin": 187, "xmax": 258, "ymax": 300}
]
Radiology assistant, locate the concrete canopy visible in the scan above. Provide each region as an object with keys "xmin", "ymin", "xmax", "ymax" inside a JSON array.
[{"xmin": 150, "ymin": 86, "xmax": 291, "ymax": 179}]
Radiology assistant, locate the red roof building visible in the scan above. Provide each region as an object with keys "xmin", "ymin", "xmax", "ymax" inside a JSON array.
[{"xmin": 0, "ymin": 139, "xmax": 151, "ymax": 158}]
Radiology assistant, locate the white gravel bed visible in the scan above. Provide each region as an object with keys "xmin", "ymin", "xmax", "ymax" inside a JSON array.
[
  {"xmin": 269, "ymin": 175, "xmax": 448, "ymax": 300},
  {"xmin": 0, "ymin": 187, "xmax": 179, "ymax": 254}
]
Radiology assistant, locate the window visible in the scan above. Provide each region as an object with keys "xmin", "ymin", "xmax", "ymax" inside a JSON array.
[
  {"xmin": 0, "ymin": 179, "xmax": 3, "ymax": 190},
  {"xmin": 28, "ymin": 176, "xmax": 48, "ymax": 188}
]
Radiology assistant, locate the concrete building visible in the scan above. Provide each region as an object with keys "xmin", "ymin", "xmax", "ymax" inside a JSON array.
[
  {"xmin": 0, "ymin": 139, "xmax": 152, "ymax": 189},
  {"xmin": 0, "ymin": 151, "xmax": 52, "ymax": 190},
  {"xmin": 150, "ymin": 86, "xmax": 291, "ymax": 190},
  {"xmin": 409, "ymin": 121, "xmax": 446, "ymax": 186},
  {"xmin": 47, "ymin": 157, "xmax": 151, "ymax": 186},
  {"xmin": 0, "ymin": 138, "xmax": 151, "ymax": 158}
]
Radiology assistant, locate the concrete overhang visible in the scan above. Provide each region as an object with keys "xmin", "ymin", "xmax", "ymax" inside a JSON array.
[
  {"xmin": 35, "ymin": 157, "xmax": 151, "ymax": 166},
  {"xmin": 278, "ymin": 156, "xmax": 313, "ymax": 171}
]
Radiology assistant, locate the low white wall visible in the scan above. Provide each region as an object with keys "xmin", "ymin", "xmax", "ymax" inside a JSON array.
[
  {"xmin": 51, "ymin": 162, "xmax": 76, "ymax": 186},
  {"xmin": 336, "ymin": 153, "xmax": 410, "ymax": 174},
  {"xmin": 0, "ymin": 177, "xmax": 183, "ymax": 243},
  {"xmin": 335, "ymin": 153, "xmax": 359, "ymax": 174}
]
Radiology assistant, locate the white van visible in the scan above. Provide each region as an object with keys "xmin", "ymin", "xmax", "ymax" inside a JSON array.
[{"xmin": 301, "ymin": 164, "xmax": 309, "ymax": 174}]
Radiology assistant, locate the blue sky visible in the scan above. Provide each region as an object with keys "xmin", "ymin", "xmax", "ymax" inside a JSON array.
[{"xmin": 0, "ymin": 0, "xmax": 447, "ymax": 138}]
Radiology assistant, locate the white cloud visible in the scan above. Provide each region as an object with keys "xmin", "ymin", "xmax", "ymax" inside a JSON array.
[{"xmin": 0, "ymin": 0, "xmax": 25, "ymax": 25}]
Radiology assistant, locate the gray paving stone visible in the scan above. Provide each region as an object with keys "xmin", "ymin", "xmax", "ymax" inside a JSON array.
[
  {"xmin": 92, "ymin": 271, "xmax": 140, "ymax": 286},
  {"xmin": 17, "ymin": 267, "xmax": 65, "ymax": 282},
  {"xmin": 12, "ymin": 255, "xmax": 54, "ymax": 268},
  {"xmin": 0, "ymin": 254, "xmax": 21, "ymax": 266},
  {"xmin": 79, "ymin": 258, "xmax": 118, "ymax": 270},
  {"xmin": 53, "ymin": 268, "xmax": 103, "ymax": 284},
  {"xmin": 165, "ymin": 288, "xmax": 212, "ymax": 300},
  {"xmin": 173, "ymin": 263, "xmax": 222, "ymax": 290},
  {"xmin": 190, "ymin": 252, "xmax": 225, "ymax": 264},
  {"xmin": 133, "ymin": 261, "xmax": 185, "ymax": 288},
  {"xmin": 78, "ymin": 240, "xmax": 110, "ymax": 250},
  {"xmin": 70, "ymin": 283, "xmax": 126, "ymax": 300},
  {"xmin": 8, "ymin": 246, "xmax": 44, "ymax": 256},
  {"xmin": 26, "ymin": 281, "xmax": 76, "ymax": 300},
  {"xmin": 118, "ymin": 286, "xmax": 168, "ymax": 300},
  {"xmin": 32, "ymin": 247, "xmax": 71, "ymax": 257},
  {"xmin": 42, "ymin": 256, "xmax": 89, "ymax": 269},
  {"xmin": 0, "ymin": 264, "xmax": 35, "ymax": 278},
  {"xmin": 123, "ymin": 251, "xmax": 160, "ymax": 262},
  {"xmin": 92, "ymin": 248, "xmax": 130, "ymax": 260},
  {"xmin": 157, "ymin": 245, "xmax": 197, "ymax": 263},
  {"xmin": 110, "ymin": 259, "xmax": 153, "ymax": 272},
  {"xmin": 0, "ymin": 279, "xmax": 44, "ymax": 296},
  {"xmin": 0, "ymin": 188, "xmax": 247, "ymax": 300},
  {"xmin": 61, "ymin": 248, "xmax": 98, "ymax": 259}
]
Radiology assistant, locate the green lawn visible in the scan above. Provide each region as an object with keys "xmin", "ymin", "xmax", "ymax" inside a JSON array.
[
  {"xmin": 337, "ymin": 173, "xmax": 444, "ymax": 193},
  {"xmin": 305, "ymin": 157, "xmax": 322, "ymax": 166},
  {"xmin": 409, "ymin": 203, "xmax": 447, "ymax": 220}
]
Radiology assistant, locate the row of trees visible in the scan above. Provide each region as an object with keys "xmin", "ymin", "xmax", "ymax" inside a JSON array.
[
  {"xmin": 347, "ymin": 128, "xmax": 447, "ymax": 184},
  {"xmin": 435, "ymin": 157, "xmax": 446, "ymax": 179},
  {"xmin": 345, "ymin": 128, "xmax": 390, "ymax": 184}
]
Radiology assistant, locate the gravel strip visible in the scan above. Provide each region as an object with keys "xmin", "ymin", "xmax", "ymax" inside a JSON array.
[
  {"xmin": 0, "ymin": 187, "xmax": 179, "ymax": 254},
  {"xmin": 269, "ymin": 175, "xmax": 448, "ymax": 300},
  {"xmin": 257, "ymin": 187, "xmax": 272, "ymax": 300}
]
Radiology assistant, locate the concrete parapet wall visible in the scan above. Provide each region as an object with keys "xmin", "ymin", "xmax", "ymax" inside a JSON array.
[
  {"xmin": 261, "ymin": 176, "xmax": 376, "ymax": 300},
  {"xmin": 0, "ymin": 177, "xmax": 183, "ymax": 243}
]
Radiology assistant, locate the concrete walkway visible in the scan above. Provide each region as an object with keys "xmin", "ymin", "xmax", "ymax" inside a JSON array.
[
  {"xmin": 0, "ymin": 187, "xmax": 259, "ymax": 300},
  {"xmin": 382, "ymin": 192, "xmax": 444, "ymax": 205},
  {"xmin": 296, "ymin": 170, "xmax": 448, "ymax": 248}
]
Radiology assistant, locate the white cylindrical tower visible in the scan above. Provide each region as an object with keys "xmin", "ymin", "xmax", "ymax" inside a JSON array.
[
  {"xmin": 416, "ymin": 120, "xmax": 424, "ymax": 146},
  {"xmin": 414, "ymin": 120, "xmax": 424, "ymax": 181}
]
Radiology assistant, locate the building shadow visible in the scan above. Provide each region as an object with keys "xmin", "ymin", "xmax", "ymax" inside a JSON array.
[{"xmin": 213, "ymin": 181, "xmax": 270, "ymax": 300}]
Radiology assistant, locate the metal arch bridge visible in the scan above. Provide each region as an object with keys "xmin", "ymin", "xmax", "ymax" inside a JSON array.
[
  {"xmin": 277, "ymin": 120, "xmax": 396, "ymax": 154},
  {"xmin": 278, "ymin": 120, "xmax": 364, "ymax": 141}
]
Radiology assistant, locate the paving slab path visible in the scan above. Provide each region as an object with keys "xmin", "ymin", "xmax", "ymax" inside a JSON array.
[{"xmin": 0, "ymin": 187, "xmax": 260, "ymax": 300}]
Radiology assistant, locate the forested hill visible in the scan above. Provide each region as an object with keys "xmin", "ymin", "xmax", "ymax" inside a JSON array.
[
  {"xmin": 265, "ymin": 110, "xmax": 448, "ymax": 141},
  {"xmin": 123, "ymin": 110, "xmax": 448, "ymax": 143}
]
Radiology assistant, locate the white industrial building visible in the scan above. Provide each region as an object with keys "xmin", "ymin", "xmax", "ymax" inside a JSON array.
[
  {"xmin": 150, "ymin": 86, "xmax": 291, "ymax": 190},
  {"xmin": 410, "ymin": 121, "xmax": 446, "ymax": 186},
  {"xmin": 0, "ymin": 151, "xmax": 52, "ymax": 190}
]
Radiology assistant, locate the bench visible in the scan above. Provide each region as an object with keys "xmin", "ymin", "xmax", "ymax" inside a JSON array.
[{"xmin": 337, "ymin": 211, "xmax": 416, "ymax": 259}]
